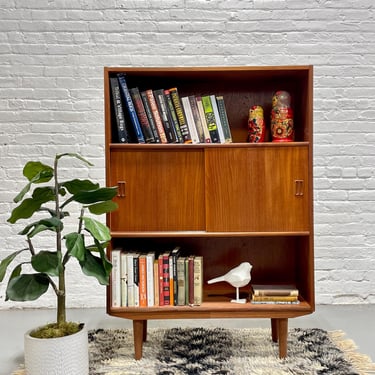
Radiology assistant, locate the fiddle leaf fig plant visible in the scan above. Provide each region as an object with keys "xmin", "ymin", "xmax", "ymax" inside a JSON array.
[{"xmin": 0, "ymin": 153, "xmax": 118, "ymax": 337}]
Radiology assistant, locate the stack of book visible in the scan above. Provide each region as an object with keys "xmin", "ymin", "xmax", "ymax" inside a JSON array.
[
  {"xmin": 250, "ymin": 284, "xmax": 300, "ymax": 304},
  {"xmin": 109, "ymin": 73, "xmax": 232, "ymax": 144},
  {"xmin": 110, "ymin": 246, "xmax": 203, "ymax": 308}
]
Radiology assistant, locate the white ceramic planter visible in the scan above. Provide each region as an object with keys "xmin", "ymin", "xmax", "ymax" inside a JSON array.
[{"xmin": 24, "ymin": 324, "xmax": 89, "ymax": 375}]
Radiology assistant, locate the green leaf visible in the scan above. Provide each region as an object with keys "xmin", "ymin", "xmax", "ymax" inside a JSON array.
[
  {"xmin": 13, "ymin": 162, "xmax": 54, "ymax": 203},
  {"xmin": 88, "ymin": 200, "xmax": 118, "ymax": 215},
  {"xmin": 65, "ymin": 232, "xmax": 85, "ymax": 261},
  {"xmin": 71, "ymin": 187, "xmax": 118, "ymax": 205},
  {"xmin": 79, "ymin": 250, "xmax": 110, "ymax": 285},
  {"xmin": 5, "ymin": 264, "xmax": 23, "ymax": 301},
  {"xmin": 83, "ymin": 217, "xmax": 111, "ymax": 242},
  {"xmin": 0, "ymin": 249, "xmax": 26, "ymax": 282},
  {"xmin": 31, "ymin": 251, "xmax": 61, "ymax": 276},
  {"xmin": 56, "ymin": 153, "xmax": 93, "ymax": 167},
  {"xmin": 8, "ymin": 188, "xmax": 56, "ymax": 224},
  {"xmin": 62, "ymin": 179, "xmax": 99, "ymax": 195},
  {"xmin": 19, "ymin": 217, "xmax": 63, "ymax": 238},
  {"xmin": 6, "ymin": 273, "xmax": 50, "ymax": 301}
]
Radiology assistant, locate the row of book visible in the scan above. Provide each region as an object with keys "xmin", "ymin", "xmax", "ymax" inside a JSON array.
[
  {"xmin": 110, "ymin": 247, "xmax": 203, "ymax": 308},
  {"xmin": 110, "ymin": 73, "xmax": 233, "ymax": 144},
  {"xmin": 250, "ymin": 284, "xmax": 300, "ymax": 304}
]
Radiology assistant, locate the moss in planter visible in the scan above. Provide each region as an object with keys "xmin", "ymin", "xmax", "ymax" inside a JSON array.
[{"xmin": 30, "ymin": 322, "xmax": 83, "ymax": 339}]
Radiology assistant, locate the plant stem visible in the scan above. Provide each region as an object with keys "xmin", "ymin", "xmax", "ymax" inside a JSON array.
[{"xmin": 54, "ymin": 155, "xmax": 66, "ymax": 326}]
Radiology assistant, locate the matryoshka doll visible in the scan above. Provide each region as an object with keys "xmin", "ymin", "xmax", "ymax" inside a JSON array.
[
  {"xmin": 271, "ymin": 90, "xmax": 294, "ymax": 142},
  {"xmin": 247, "ymin": 105, "xmax": 265, "ymax": 143}
]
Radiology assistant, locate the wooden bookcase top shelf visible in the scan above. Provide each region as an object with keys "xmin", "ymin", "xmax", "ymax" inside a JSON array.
[{"xmin": 104, "ymin": 65, "xmax": 314, "ymax": 360}]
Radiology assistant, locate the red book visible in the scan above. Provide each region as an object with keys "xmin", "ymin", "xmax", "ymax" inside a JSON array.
[
  {"xmin": 162, "ymin": 253, "xmax": 170, "ymax": 305},
  {"xmin": 188, "ymin": 256, "xmax": 195, "ymax": 305},
  {"xmin": 138, "ymin": 255, "xmax": 147, "ymax": 307},
  {"xmin": 158, "ymin": 255, "xmax": 164, "ymax": 306}
]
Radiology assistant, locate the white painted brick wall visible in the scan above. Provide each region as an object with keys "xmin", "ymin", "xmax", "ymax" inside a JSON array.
[{"xmin": 1, "ymin": 0, "xmax": 375, "ymax": 309}]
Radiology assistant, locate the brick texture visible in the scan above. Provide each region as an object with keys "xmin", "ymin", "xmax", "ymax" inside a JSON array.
[{"xmin": 1, "ymin": 0, "xmax": 375, "ymax": 308}]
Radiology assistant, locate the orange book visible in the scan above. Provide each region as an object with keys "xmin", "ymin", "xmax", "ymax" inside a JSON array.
[{"xmin": 138, "ymin": 255, "xmax": 147, "ymax": 307}]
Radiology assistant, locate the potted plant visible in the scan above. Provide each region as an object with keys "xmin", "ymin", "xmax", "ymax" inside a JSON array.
[{"xmin": 0, "ymin": 152, "xmax": 118, "ymax": 375}]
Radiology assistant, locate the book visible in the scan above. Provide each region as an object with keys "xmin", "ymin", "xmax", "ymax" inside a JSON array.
[
  {"xmin": 181, "ymin": 96, "xmax": 200, "ymax": 144},
  {"xmin": 138, "ymin": 255, "xmax": 148, "ymax": 307},
  {"xmin": 251, "ymin": 295, "xmax": 299, "ymax": 302},
  {"xmin": 110, "ymin": 248, "xmax": 122, "ymax": 307},
  {"xmin": 251, "ymin": 284, "xmax": 299, "ymax": 297},
  {"xmin": 196, "ymin": 96, "xmax": 212, "ymax": 143},
  {"xmin": 133, "ymin": 254, "xmax": 140, "ymax": 307},
  {"xmin": 170, "ymin": 246, "xmax": 181, "ymax": 306},
  {"xmin": 162, "ymin": 253, "xmax": 171, "ymax": 305},
  {"xmin": 177, "ymin": 256, "xmax": 186, "ymax": 306},
  {"xmin": 146, "ymin": 252, "xmax": 155, "ymax": 306},
  {"xmin": 169, "ymin": 255, "xmax": 174, "ymax": 305},
  {"xmin": 126, "ymin": 253, "xmax": 137, "ymax": 307},
  {"xmin": 117, "ymin": 73, "xmax": 145, "ymax": 143},
  {"xmin": 144, "ymin": 89, "xmax": 168, "ymax": 144},
  {"xmin": 109, "ymin": 77, "xmax": 130, "ymax": 143},
  {"xmin": 188, "ymin": 256, "xmax": 195, "ymax": 305},
  {"xmin": 193, "ymin": 256, "xmax": 203, "ymax": 305},
  {"xmin": 169, "ymin": 87, "xmax": 192, "ymax": 143},
  {"xmin": 164, "ymin": 89, "xmax": 183, "ymax": 143},
  {"xmin": 201, "ymin": 95, "xmax": 220, "ymax": 143},
  {"xmin": 189, "ymin": 96, "xmax": 206, "ymax": 143},
  {"xmin": 184, "ymin": 257, "xmax": 190, "ymax": 305},
  {"xmin": 140, "ymin": 90, "xmax": 161, "ymax": 143},
  {"xmin": 154, "ymin": 89, "xmax": 178, "ymax": 143},
  {"xmin": 129, "ymin": 87, "xmax": 155, "ymax": 143},
  {"xmin": 215, "ymin": 96, "xmax": 232, "ymax": 143},
  {"xmin": 120, "ymin": 251, "xmax": 128, "ymax": 307},
  {"xmin": 210, "ymin": 95, "xmax": 225, "ymax": 143},
  {"xmin": 153, "ymin": 259, "xmax": 159, "ymax": 306},
  {"xmin": 158, "ymin": 254, "xmax": 164, "ymax": 306}
]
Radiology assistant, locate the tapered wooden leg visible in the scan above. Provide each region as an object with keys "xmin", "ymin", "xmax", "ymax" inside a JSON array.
[
  {"xmin": 277, "ymin": 318, "xmax": 288, "ymax": 359},
  {"xmin": 133, "ymin": 320, "xmax": 147, "ymax": 360},
  {"xmin": 271, "ymin": 318, "xmax": 278, "ymax": 342}
]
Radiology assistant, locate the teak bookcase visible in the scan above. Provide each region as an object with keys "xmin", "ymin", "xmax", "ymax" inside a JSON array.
[{"xmin": 104, "ymin": 66, "xmax": 314, "ymax": 359}]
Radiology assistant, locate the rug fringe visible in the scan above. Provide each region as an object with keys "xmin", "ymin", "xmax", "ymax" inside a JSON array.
[{"xmin": 329, "ymin": 330, "xmax": 375, "ymax": 375}]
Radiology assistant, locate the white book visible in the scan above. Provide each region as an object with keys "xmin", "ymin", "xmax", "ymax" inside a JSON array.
[
  {"xmin": 146, "ymin": 252, "xmax": 155, "ymax": 306},
  {"xmin": 120, "ymin": 252, "xmax": 128, "ymax": 307},
  {"xmin": 126, "ymin": 253, "xmax": 137, "ymax": 307},
  {"xmin": 210, "ymin": 95, "xmax": 226, "ymax": 143},
  {"xmin": 111, "ymin": 249, "xmax": 122, "ymax": 307},
  {"xmin": 181, "ymin": 96, "xmax": 200, "ymax": 143}
]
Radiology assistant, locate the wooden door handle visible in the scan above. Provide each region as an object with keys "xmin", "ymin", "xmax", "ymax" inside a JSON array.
[
  {"xmin": 117, "ymin": 181, "xmax": 126, "ymax": 197},
  {"xmin": 295, "ymin": 180, "xmax": 304, "ymax": 196}
]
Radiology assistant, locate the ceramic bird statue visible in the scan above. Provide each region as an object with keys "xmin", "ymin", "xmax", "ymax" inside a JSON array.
[{"xmin": 207, "ymin": 262, "xmax": 252, "ymax": 303}]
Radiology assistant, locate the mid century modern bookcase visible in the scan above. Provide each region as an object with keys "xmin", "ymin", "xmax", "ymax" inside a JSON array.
[{"xmin": 104, "ymin": 66, "xmax": 314, "ymax": 359}]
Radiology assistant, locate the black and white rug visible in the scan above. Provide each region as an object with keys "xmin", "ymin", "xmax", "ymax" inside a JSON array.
[{"xmin": 85, "ymin": 327, "xmax": 375, "ymax": 375}]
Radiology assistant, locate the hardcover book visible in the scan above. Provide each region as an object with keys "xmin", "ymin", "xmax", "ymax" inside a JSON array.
[
  {"xmin": 130, "ymin": 87, "xmax": 155, "ymax": 143},
  {"xmin": 169, "ymin": 87, "xmax": 192, "ymax": 143},
  {"xmin": 140, "ymin": 91, "xmax": 161, "ymax": 143},
  {"xmin": 181, "ymin": 96, "xmax": 200, "ymax": 144},
  {"xmin": 201, "ymin": 95, "xmax": 220, "ymax": 143},
  {"xmin": 145, "ymin": 89, "xmax": 168, "ymax": 144},
  {"xmin": 164, "ymin": 89, "xmax": 183, "ymax": 143},
  {"xmin": 117, "ymin": 73, "xmax": 145, "ymax": 143},
  {"xmin": 210, "ymin": 94, "xmax": 226, "ymax": 143},
  {"xmin": 109, "ymin": 77, "xmax": 130, "ymax": 143},
  {"xmin": 215, "ymin": 96, "xmax": 233, "ymax": 143}
]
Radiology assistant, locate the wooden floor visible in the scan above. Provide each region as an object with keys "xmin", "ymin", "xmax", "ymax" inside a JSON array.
[{"xmin": 1, "ymin": 304, "xmax": 374, "ymax": 375}]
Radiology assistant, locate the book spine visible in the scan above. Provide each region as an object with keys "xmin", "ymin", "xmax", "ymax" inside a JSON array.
[
  {"xmin": 188, "ymin": 256, "xmax": 195, "ymax": 305},
  {"xmin": 158, "ymin": 255, "xmax": 164, "ymax": 306},
  {"xmin": 169, "ymin": 255, "xmax": 174, "ymax": 305},
  {"xmin": 189, "ymin": 95, "xmax": 206, "ymax": 143},
  {"xmin": 177, "ymin": 257, "xmax": 186, "ymax": 306},
  {"xmin": 162, "ymin": 254, "xmax": 170, "ymax": 305},
  {"xmin": 110, "ymin": 249, "xmax": 122, "ymax": 307},
  {"xmin": 154, "ymin": 89, "xmax": 177, "ymax": 143},
  {"xmin": 145, "ymin": 89, "xmax": 168, "ymax": 144},
  {"xmin": 196, "ymin": 96, "xmax": 212, "ymax": 143},
  {"xmin": 117, "ymin": 73, "xmax": 145, "ymax": 143},
  {"xmin": 130, "ymin": 87, "xmax": 155, "ymax": 143},
  {"xmin": 133, "ymin": 255, "xmax": 139, "ymax": 307},
  {"xmin": 164, "ymin": 89, "xmax": 183, "ymax": 143},
  {"xmin": 201, "ymin": 95, "xmax": 220, "ymax": 143},
  {"xmin": 120, "ymin": 251, "xmax": 128, "ymax": 307},
  {"xmin": 210, "ymin": 94, "xmax": 225, "ymax": 143},
  {"xmin": 169, "ymin": 87, "xmax": 192, "ymax": 143},
  {"xmin": 193, "ymin": 256, "xmax": 203, "ymax": 305},
  {"xmin": 146, "ymin": 253, "xmax": 155, "ymax": 306},
  {"xmin": 153, "ymin": 259, "xmax": 159, "ymax": 306},
  {"xmin": 170, "ymin": 246, "xmax": 180, "ymax": 306},
  {"xmin": 109, "ymin": 78, "xmax": 130, "ymax": 143},
  {"xmin": 138, "ymin": 255, "xmax": 147, "ymax": 307},
  {"xmin": 126, "ymin": 253, "xmax": 135, "ymax": 307},
  {"xmin": 181, "ymin": 96, "xmax": 200, "ymax": 144},
  {"xmin": 140, "ymin": 91, "xmax": 161, "ymax": 143},
  {"xmin": 215, "ymin": 95, "xmax": 233, "ymax": 143},
  {"xmin": 251, "ymin": 295, "xmax": 299, "ymax": 302},
  {"xmin": 184, "ymin": 257, "xmax": 189, "ymax": 305}
]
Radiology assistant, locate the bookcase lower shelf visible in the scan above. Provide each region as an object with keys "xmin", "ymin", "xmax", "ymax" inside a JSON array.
[{"xmin": 108, "ymin": 301, "xmax": 313, "ymax": 359}]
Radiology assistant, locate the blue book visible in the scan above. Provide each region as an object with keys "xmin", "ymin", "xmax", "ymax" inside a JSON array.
[{"xmin": 117, "ymin": 73, "xmax": 145, "ymax": 143}]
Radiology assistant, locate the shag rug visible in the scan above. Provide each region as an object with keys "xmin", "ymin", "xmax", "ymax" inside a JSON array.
[{"xmin": 13, "ymin": 327, "xmax": 375, "ymax": 375}]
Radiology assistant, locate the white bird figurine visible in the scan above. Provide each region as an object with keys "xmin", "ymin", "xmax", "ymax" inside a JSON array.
[{"xmin": 207, "ymin": 262, "xmax": 252, "ymax": 303}]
